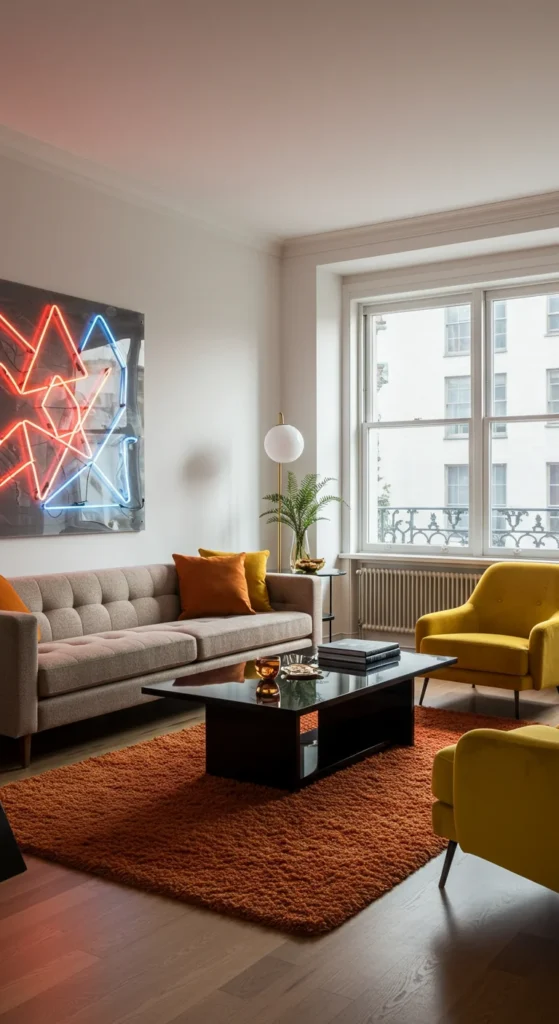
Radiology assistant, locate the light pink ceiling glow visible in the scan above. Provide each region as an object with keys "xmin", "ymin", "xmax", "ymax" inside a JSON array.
[{"xmin": 1, "ymin": 0, "xmax": 558, "ymax": 241}]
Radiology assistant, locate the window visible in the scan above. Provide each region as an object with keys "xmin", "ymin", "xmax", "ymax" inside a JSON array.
[
  {"xmin": 360, "ymin": 286, "xmax": 559, "ymax": 555},
  {"xmin": 445, "ymin": 465, "xmax": 469, "ymax": 537},
  {"xmin": 445, "ymin": 376, "xmax": 470, "ymax": 437},
  {"xmin": 493, "ymin": 301, "xmax": 507, "ymax": 352},
  {"xmin": 445, "ymin": 305, "xmax": 470, "ymax": 355},
  {"xmin": 492, "ymin": 373, "xmax": 507, "ymax": 437},
  {"xmin": 549, "ymin": 465, "xmax": 559, "ymax": 533},
  {"xmin": 548, "ymin": 296, "xmax": 559, "ymax": 334},
  {"xmin": 547, "ymin": 369, "xmax": 559, "ymax": 415},
  {"xmin": 492, "ymin": 464, "xmax": 507, "ymax": 538}
]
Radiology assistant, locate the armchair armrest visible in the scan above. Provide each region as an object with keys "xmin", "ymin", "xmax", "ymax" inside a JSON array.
[
  {"xmin": 415, "ymin": 602, "xmax": 478, "ymax": 652},
  {"xmin": 0, "ymin": 611, "xmax": 39, "ymax": 738},
  {"xmin": 265, "ymin": 573, "xmax": 322, "ymax": 646},
  {"xmin": 454, "ymin": 725, "xmax": 559, "ymax": 892},
  {"xmin": 529, "ymin": 611, "xmax": 559, "ymax": 690}
]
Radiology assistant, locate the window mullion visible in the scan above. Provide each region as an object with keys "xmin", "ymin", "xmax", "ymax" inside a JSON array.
[{"xmin": 470, "ymin": 289, "xmax": 484, "ymax": 556}]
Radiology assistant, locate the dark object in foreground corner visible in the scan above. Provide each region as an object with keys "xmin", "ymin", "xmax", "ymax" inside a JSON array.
[{"xmin": 0, "ymin": 801, "xmax": 26, "ymax": 882}]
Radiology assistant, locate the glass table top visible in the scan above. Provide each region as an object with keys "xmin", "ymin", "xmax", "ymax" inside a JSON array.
[{"xmin": 142, "ymin": 649, "xmax": 456, "ymax": 715}]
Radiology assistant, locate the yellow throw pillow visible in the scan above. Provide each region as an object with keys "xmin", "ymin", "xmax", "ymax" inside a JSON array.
[
  {"xmin": 198, "ymin": 548, "xmax": 273, "ymax": 613},
  {"xmin": 0, "ymin": 574, "xmax": 41, "ymax": 640}
]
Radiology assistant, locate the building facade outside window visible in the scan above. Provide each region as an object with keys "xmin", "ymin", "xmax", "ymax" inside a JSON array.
[
  {"xmin": 549, "ymin": 464, "xmax": 559, "ymax": 533},
  {"xmin": 492, "ymin": 373, "xmax": 507, "ymax": 437},
  {"xmin": 492, "ymin": 464, "xmax": 507, "ymax": 536},
  {"xmin": 445, "ymin": 376, "xmax": 470, "ymax": 438},
  {"xmin": 547, "ymin": 296, "xmax": 559, "ymax": 334},
  {"xmin": 547, "ymin": 368, "xmax": 559, "ymax": 416},
  {"xmin": 444, "ymin": 305, "xmax": 470, "ymax": 355},
  {"xmin": 493, "ymin": 301, "xmax": 507, "ymax": 352}
]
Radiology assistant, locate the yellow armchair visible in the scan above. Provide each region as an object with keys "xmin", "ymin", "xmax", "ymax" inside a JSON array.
[
  {"xmin": 415, "ymin": 561, "xmax": 559, "ymax": 718},
  {"xmin": 432, "ymin": 724, "xmax": 559, "ymax": 891}
]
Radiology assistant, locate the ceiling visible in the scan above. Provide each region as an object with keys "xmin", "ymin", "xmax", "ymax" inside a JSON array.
[{"xmin": 1, "ymin": 0, "xmax": 558, "ymax": 243}]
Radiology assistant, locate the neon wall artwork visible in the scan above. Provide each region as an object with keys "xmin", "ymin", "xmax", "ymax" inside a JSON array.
[{"xmin": 0, "ymin": 279, "xmax": 144, "ymax": 536}]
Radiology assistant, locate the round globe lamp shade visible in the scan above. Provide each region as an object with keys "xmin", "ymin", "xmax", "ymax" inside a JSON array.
[{"xmin": 264, "ymin": 424, "xmax": 304, "ymax": 464}]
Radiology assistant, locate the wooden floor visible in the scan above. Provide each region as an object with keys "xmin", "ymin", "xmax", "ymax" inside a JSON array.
[{"xmin": 1, "ymin": 679, "xmax": 559, "ymax": 1024}]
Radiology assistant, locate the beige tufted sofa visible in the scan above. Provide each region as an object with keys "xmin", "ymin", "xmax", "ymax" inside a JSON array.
[{"xmin": 0, "ymin": 563, "xmax": 321, "ymax": 766}]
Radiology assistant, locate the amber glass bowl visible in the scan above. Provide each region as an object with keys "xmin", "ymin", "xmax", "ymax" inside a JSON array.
[{"xmin": 254, "ymin": 656, "xmax": 281, "ymax": 701}]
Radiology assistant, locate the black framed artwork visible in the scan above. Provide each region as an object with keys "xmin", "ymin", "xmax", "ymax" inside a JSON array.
[{"xmin": 0, "ymin": 279, "xmax": 144, "ymax": 536}]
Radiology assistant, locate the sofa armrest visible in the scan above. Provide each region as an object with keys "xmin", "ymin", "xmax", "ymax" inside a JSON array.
[
  {"xmin": 415, "ymin": 602, "xmax": 478, "ymax": 652},
  {"xmin": 454, "ymin": 725, "xmax": 559, "ymax": 891},
  {"xmin": 0, "ymin": 611, "xmax": 39, "ymax": 738},
  {"xmin": 266, "ymin": 573, "xmax": 322, "ymax": 646},
  {"xmin": 529, "ymin": 611, "xmax": 559, "ymax": 690}
]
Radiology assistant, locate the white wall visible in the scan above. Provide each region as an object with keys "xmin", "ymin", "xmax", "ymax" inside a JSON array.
[{"xmin": 0, "ymin": 153, "xmax": 280, "ymax": 576}]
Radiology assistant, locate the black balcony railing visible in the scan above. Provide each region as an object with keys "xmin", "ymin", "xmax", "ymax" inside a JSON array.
[{"xmin": 377, "ymin": 506, "xmax": 559, "ymax": 549}]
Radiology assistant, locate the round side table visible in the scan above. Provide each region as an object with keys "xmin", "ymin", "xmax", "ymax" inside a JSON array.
[{"xmin": 315, "ymin": 569, "xmax": 347, "ymax": 643}]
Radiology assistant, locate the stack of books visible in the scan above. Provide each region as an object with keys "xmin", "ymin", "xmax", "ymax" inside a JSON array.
[{"xmin": 317, "ymin": 638, "xmax": 400, "ymax": 673}]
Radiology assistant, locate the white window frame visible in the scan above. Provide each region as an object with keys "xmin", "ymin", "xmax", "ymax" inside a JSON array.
[{"xmin": 359, "ymin": 279, "xmax": 559, "ymax": 558}]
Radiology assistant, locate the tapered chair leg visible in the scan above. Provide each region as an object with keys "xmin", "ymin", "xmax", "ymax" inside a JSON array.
[
  {"xmin": 556, "ymin": 686, "xmax": 559, "ymax": 695},
  {"xmin": 471, "ymin": 684, "xmax": 476, "ymax": 689},
  {"xmin": 18, "ymin": 735, "xmax": 31, "ymax": 769},
  {"xmin": 439, "ymin": 840, "xmax": 458, "ymax": 889},
  {"xmin": 514, "ymin": 691, "xmax": 520, "ymax": 720},
  {"xmin": 418, "ymin": 677, "xmax": 429, "ymax": 706}
]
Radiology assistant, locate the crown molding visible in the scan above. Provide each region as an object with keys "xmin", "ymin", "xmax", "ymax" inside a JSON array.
[
  {"xmin": 282, "ymin": 191, "xmax": 559, "ymax": 263},
  {"xmin": 0, "ymin": 124, "xmax": 281, "ymax": 257}
]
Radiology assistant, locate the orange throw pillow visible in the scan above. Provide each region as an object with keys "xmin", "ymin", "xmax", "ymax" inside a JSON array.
[
  {"xmin": 0, "ymin": 574, "xmax": 40, "ymax": 639},
  {"xmin": 172, "ymin": 553, "xmax": 255, "ymax": 619}
]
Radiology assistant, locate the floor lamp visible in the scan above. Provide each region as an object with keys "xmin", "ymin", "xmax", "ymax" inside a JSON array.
[{"xmin": 264, "ymin": 413, "xmax": 304, "ymax": 571}]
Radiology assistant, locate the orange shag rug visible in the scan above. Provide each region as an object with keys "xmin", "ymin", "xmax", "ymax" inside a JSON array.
[{"xmin": 0, "ymin": 707, "xmax": 521, "ymax": 935}]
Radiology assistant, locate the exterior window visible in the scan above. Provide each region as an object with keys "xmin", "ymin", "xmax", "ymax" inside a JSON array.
[
  {"xmin": 361, "ymin": 287, "xmax": 559, "ymax": 555},
  {"xmin": 492, "ymin": 464, "xmax": 507, "ymax": 537},
  {"xmin": 445, "ymin": 305, "xmax": 470, "ymax": 355},
  {"xmin": 445, "ymin": 376, "xmax": 470, "ymax": 438},
  {"xmin": 547, "ymin": 368, "xmax": 559, "ymax": 415},
  {"xmin": 445, "ymin": 465, "xmax": 469, "ymax": 536},
  {"xmin": 548, "ymin": 296, "xmax": 559, "ymax": 334},
  {"xmin": 493, "ymin": 301, "xmax": 507, "ymax": 352},
  {"xmin": 492, "ymin": 373, "xmax": 507, "ymax": 437},
  {"xmin": 549, "ymin": 465, "xmax": 559, "ymax": 533}
]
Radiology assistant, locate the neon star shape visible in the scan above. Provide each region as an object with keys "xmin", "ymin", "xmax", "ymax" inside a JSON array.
[{"xmin": 0, "ymin": 304, "xmax": 135, "ymax": 508}]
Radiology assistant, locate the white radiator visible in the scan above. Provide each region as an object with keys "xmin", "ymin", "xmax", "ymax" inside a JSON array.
[{"xmin": 357, "ymin": 566, "xmax": 482, "ymax": 635}]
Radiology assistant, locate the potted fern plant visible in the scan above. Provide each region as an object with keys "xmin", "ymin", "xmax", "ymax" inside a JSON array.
[{"xmin": 261, "ymin": 472, "xmax": 345, "ymax": 572}]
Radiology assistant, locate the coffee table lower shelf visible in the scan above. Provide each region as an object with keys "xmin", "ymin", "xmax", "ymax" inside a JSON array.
[{"xmin": 200, "ymin": 676, "xmax": 414, "ymax": 791}]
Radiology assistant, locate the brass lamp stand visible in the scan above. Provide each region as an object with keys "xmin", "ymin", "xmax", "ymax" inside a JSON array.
[{"xmin": 263, "ymin": 412, "xmax": 304, "ymax": 571}]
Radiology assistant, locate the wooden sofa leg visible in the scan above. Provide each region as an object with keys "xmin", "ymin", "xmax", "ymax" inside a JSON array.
[
  {"xmin": 18, "ymin": 735, "xmax": 31, "ymax": 769},
  {"xmin": 514, "ymin": 691, "xmax": 520, "ymax": 720},
  {"xmin": 419, "ymin": 678, "xmax": 429, "ymax": 706},
  {"xmin": 439, "ymin": 841, "xmax": 458, "ymax": 889}
]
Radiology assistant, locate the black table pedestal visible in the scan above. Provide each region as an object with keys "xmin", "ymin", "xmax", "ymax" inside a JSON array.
[{"xmin": 205, "ymin": 675, "xmax": 414, "ymax": 791}]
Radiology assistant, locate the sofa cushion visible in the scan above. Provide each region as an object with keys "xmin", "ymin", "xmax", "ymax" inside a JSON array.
[
  {"xmin": 38, "ymin": 624, "xmax": 197, "ymax": 697},
  {"xmin": 179, "ymin": 611, "xmax": 312, "ymax": 661},
  {"xmin": 420, "ymin": 632, "xmax": 530, "ymax": 676},
  {"xmin": 11, "ymin": 565, "xmax": 180, "ymax": 643}
]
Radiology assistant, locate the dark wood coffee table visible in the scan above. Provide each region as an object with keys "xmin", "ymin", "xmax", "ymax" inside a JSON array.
[{"xmin": 142, "ymin": 651, "xmax": 456, "ymax": 791}]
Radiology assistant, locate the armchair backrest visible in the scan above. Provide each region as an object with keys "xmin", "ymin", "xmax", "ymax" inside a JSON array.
[{"xmin": 471, "ymin": 562, "xmax": 559, "ymax": 638}]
